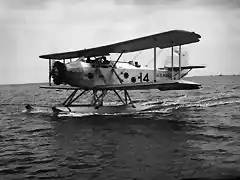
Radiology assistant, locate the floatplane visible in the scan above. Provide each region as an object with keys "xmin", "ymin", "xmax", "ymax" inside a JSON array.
[{"xmin": 26, "ymin": 30, "xmax": 205, "ymax": 115}]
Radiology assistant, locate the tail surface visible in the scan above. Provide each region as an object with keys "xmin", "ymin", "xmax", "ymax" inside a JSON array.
[{"xmin": 163, "ymin": 50, "xmax": 205, "ymax": 79}]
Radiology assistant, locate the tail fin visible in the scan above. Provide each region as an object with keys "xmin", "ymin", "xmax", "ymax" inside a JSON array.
[{"xmin": 164, "ymin": 50, "xmax": 188, "ymax": 68}]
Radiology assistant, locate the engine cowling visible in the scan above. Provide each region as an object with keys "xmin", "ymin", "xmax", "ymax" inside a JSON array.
[{"xmin": 51, "ymin": 61, "xmax": 67, "ymax": 85}]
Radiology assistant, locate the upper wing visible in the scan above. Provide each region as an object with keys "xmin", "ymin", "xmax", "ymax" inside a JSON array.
[
  {"xmin": 39, "ymin": 30, "xmax": 201, "ymax": 60},
  {"xmin": 40, "ymin": 80, "xmax": 201, "ymax": 91}
]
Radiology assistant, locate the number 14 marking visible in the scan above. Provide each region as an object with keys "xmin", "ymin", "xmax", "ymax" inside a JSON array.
[{"xmin": 138, "ymin": 73, "xmax": 149, "ymax": 82}]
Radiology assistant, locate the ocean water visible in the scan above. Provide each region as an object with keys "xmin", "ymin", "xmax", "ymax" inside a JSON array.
[{"xmin": 0, "ymin": 75, "xmax": 240, "ymax": 180}]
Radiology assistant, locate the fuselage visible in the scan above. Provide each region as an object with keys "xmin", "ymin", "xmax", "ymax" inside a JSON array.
[{"xmin": 55, "ymin": 59, "xmax": 189, "ymax": 88}]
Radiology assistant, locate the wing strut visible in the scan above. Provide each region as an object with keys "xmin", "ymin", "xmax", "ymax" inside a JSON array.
[
  {"xmin": 154, "ymin": 47, "xmax": 157, "ymax": 82},
  {"xmin": 178, "ymin": 45, "xmax": 181, "ymax": 80},
  {"xmin": 112, "ymin": 52, "xmax": 124, "ymax": 68},
  {"xmin": 49, "ymin": 59, "xmax": 52, "ymax": 86},
  {"xmin": 171, "ymin": 45, "xmax": 174, "ymax": 80},
  {"xmin": 111, "ymin": 52, "xmax": 124, "ymax": 83}
]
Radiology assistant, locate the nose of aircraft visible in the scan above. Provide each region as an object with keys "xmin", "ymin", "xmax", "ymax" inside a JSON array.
[
  {"xmin": 51, "ymin": 61, "xmax": 67, "ymax": 85},
  {"xmin": 51, "ymin": 60, "xmax": 84, "ymax": 86}
]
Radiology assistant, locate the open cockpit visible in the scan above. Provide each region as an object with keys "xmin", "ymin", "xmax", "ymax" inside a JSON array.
[
  {"xmin": 79, "ymin": 56, "xmax": 112, "ymax": 68},
  {"xmin": 77, "ymin": 55, "xmax": 142, "ymax": 69}
]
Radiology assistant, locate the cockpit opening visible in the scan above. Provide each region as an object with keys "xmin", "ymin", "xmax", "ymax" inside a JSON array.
[
  {"xmin": 128, "ymin": 61, "xmax": 141, "ymax": 68},
  {"xmin": 83, "ymin": 56, "xmax": 111, "ymax": 68}
]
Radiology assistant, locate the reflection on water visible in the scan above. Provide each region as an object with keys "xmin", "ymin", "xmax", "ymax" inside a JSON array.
[{"xmin": 49, "ymin": 115, "xmax": 190, "ymax": 179}]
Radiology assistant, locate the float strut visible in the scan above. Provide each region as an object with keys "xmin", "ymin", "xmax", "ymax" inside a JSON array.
[
  {"xmin": 62, "ymin": 90, "xmax": 78, "ymax": 106},
  {"xmin": 113, "ymin": 90, "xmax": 126, "ymax": 105},
  {"xmin": 67, "ymin": 90, "xmax": 87, "ymax": 106},
  {"xmin": 125, "ymin": 91, "xmax": 135, "ymax": 108}
]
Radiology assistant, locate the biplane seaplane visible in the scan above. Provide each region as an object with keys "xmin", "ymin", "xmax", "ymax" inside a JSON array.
[{"xmin": 26, "ymin": 30, "xmax": 205, "ymax": 115}]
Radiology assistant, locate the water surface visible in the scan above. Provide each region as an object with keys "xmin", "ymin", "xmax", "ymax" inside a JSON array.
[{"xmin": 0, "ymin": 75, "xmax": 240, "ymax": 179}]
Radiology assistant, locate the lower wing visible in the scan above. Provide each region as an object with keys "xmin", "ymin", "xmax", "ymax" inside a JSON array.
[{"xmin": 40, "ymin": 80, "xmax": 201, "ymax": 91}]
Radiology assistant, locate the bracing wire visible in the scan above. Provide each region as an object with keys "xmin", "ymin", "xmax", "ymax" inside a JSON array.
[
  {"xmin": 131, "ymin": 51, "xmax": 142, "ymax": 62},
  {"xmin": 145, "ymin": 49, "xmax": 163, "ymax": 67}
]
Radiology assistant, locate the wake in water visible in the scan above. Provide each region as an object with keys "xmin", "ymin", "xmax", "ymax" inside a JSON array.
[{"xmin": 23, "ymin": 91, "xmax": 240, "ymax": 118}]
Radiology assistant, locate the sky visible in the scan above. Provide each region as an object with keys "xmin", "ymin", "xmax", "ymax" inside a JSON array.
[{"xmin": 1, "ymin": 0, "xmax": 240, "ymax": 84}]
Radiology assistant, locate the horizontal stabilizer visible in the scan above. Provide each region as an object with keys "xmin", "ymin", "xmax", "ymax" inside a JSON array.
[{"xmin": 164, "ymin": 65, "xmax": 206, "ymax": 71}]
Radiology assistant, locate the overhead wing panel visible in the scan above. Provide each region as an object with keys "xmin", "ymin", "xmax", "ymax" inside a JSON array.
[
  {"xmin": 39, "ymin": 49, "xmax": 110, "ymax": 60},
  {"xmin": 40, "ymin": 30, "xmax": 201, "ymax": 60},
  {"xmin": 109, "ymin": 30, "xmax": 201, "ymax": 53}
]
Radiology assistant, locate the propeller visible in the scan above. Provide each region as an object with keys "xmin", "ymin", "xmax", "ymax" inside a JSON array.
[{"xmin": 51, "ymin": 61, "xmax": 67, "ymax": 85}]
